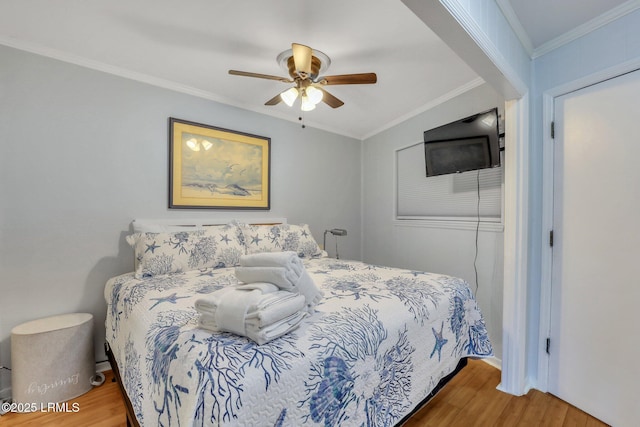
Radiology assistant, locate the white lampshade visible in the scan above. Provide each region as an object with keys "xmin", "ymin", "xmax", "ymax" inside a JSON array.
[
  {"xmin": 281, "ymin": 87, "xmax": 298, "ymax": 107},
  {"xmin": 306, "ymin": 86, "xmax": 323, "ymax": 105},
  {"xmin": 301, "ymin": 95, "xmax": 316, "ymax": 111},
  {"xmin": 201, "ymin": 140, "xmax": 213, "ymax": 150}
]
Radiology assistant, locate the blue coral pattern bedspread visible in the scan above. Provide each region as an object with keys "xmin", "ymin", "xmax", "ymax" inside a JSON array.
[{"xmin": 105, "ymin": 257, "xmax": 492, "ymax": 427}]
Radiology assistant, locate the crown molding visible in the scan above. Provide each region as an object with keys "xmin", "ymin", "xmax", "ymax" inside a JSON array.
[
  {"xmin": 532, "ymin": 0, "xmax": 640, "ymax": 58},
  {"xmin": 0, "ymin": 36, "xmax": 238, "ymax": 103},
  {"xmin": 361, "ymin": 77, "xmax": 485, "ymax": 140},
  {"xmin": 495, "ymin": 0, "xmax": 534, "ymax": 57},
  {"xmin": 496, "ymin": 0, "xmax": 640, "ymax": 60}
]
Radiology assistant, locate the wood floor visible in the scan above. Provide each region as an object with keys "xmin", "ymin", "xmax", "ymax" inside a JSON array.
[
  {"xmin": 1, "ymin": 370, "xmax": 126, "ymax": 426},
  {"xmin": 1, "ymin": 360, "xmax": 608, "ymax": 426},
  {"xmin": 402, "ymin": 360, "xmax": 609, "ymax": 427}
]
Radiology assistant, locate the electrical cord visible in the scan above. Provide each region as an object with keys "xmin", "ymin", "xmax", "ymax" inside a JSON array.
[
  {"xmin": 91, "ymin": 372, "xmax": 106, "ymax": 386},
  {"xmin": 474, "ymin": 169, "xmax": 480, "ymax": 295}
]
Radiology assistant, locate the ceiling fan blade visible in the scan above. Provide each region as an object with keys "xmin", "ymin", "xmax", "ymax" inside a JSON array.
[
  {"xmin": 292, "ymin": 43, "xmax": 312, "ymax": 77},
  {"xmin": 229, "ymin": 70, "xmax": 293, "ymax": 83},
  {"xmin": 265, "ymin": 93, "xmax": 283, "ymax": 106},
  {"xmin": 319, "ymin": 73, "xmax": 377, "ymax": 85},
  {"xmin": 318, "ymin": 88, "xmax": 344, "ymax": 108}
]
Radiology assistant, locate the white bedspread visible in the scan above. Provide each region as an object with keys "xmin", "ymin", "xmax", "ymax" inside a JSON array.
[{"xmin": 105, "ymin": 258, "xmax": 492, "ymax": 426}]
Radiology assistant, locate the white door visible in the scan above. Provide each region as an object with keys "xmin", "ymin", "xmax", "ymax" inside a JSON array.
[{"xmin": 549, "ymin": 69, "xmax": 640, "ymax": 426}]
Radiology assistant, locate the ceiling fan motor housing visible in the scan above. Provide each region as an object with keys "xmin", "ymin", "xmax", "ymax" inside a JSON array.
[{"xmin": 287, "ymin": 55, "xmax": 322, "ymax": 80}]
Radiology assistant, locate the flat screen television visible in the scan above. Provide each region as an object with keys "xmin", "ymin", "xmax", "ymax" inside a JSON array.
[{"xmin": 424, "ymin": 108, "xmax": 500, "ymax": 177}]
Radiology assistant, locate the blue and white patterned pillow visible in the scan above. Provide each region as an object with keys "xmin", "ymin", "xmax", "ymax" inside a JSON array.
[
  {"xmin": 126, "ymin": 223, "xmax": 245, "ymax": 278},
  {"xmin": 239, "ymin": 223, "xmax": 325, "ymax": 258}
]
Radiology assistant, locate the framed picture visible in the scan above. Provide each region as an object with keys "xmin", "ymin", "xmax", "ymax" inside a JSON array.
[{"xmin": 169, "ymin": 118, "xmax": 271, "ymax": 209}]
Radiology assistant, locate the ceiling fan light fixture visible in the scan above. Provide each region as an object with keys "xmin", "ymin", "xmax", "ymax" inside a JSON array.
[
  {"xmin": 281, "ymin": 87, "xmax": 298, "ymax": 106},
  {"xmin": 230, "ymin": 43, "xmax": 375, "ymax": 112},
  {"xmin": 201, "ymin": 140, "xmax": 213, "ymax": 151},
  {"xmin": 306, "ymin": 86, "xmax": 323, "ymax": 105},
  {"xmin": 300, "ymin": 95, "xmax": 316, "ymax": 111}
]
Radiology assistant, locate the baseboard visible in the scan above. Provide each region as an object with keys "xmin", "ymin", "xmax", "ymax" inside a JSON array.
[
  {"xmin": 96, "ymin": 360, "xmax": 111, "ymax": 373},
  {"xmin": 481, "ymin": 356, "xmax": 502, "ymax": 370}
]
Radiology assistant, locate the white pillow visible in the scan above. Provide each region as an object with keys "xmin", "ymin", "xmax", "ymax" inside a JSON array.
[
  {"xmin": 239, "ymin": 223, "xmax": 325, "ymax": 259},
  {"xmin": 127, "ymin": 223, "xmax": 245, "ymax": 278}
]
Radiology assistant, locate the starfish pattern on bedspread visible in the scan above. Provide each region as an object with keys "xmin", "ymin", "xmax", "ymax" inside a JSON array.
[
  {"xmin": 430, "ymin": 321, "xmax": 448, "ymax": 361},
  {"xmin": 149, "ymin": 292, "xmax": 190, "ymax": 310}
]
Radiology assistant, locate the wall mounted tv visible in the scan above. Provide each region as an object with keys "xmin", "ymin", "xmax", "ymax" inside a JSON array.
[{"xmin": 423, "ymin": 108, "xmax": 501, "ymax": 177}]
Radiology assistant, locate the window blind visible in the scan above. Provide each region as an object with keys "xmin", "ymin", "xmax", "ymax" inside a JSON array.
[{"xmin": 396, "ymin": 143, "xmax": 503, "ymax": 220}]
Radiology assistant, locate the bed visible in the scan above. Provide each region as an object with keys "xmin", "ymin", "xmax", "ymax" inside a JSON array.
[{"xmin": 104, "ymin": 219, "xmax": 493, "ymax": 427}]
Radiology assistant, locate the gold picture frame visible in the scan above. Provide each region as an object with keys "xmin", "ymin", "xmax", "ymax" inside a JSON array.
[{"xmin": 169, "ymin": 118, "xmax": 271, "ymax": 209}]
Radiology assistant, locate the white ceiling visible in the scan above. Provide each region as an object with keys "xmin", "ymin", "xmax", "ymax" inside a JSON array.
[
  {"xmin": 498, "ymin": 0, "xmax": 639, "ymax": 56},
  {"xmin": 0, "ymin": 0, "xmax": 637, "ymax": 139}
]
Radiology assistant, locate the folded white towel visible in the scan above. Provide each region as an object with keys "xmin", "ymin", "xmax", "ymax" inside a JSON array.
[
  {"xmin": 215, "ymin": 288, "xmax": 263, "ymax": 335},
  {"xmin": 245, "ymin": 311, "xmax": 307, "ymax": 345},
  {"xmin": 198, "ymin": 313, "xmax": 219, "ymax": 331},
  {"xmin": 293, "ymin": 270, "xmax": 323, "ymax": 313},
  {"xmin": 235, "ymin": 282, "xmax": 280, "ymax": 294},
  {"xmin": 245, "ymin": 292, "xmax": 306, "ymax": 328},
  {"xmin": 198, "ymin": 308, "xmax": 307, "ymax": 345},
  {"xmin": 194, "ymin": 283, "xmax": 279, "ymax": 316},
  {"xmin": 240, "ymin": 251, "xmax": 303, "ymax": 276},
  {"xmin": 194, "ymin": 286, "xmax": 234, "ymax": 315},
  {"xmin": 196, "ymin": 284, "xmax": 308, "ymax": 342},
  {"xmin": 234, "ymin": 266, "xmax": 323, "ymax": 313},
  {"xmin": 235, "ymin": 266, "xmax": 300, "ymax": 290},
  {"xmin": 195, "ymin": 299, "xmax": 217, "ymax": 315}
]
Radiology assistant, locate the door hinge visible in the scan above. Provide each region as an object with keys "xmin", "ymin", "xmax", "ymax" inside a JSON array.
[
  {"xmin": 551, "ymin": 121, "xmax": 555, "ymax": 139},
  {"xmin": 546, "ymin": 338, "xmax": 551, "ymax": 354},
  {"xmin": 549, "ymin": 230, "xmax": 554, "ymax": 247}
]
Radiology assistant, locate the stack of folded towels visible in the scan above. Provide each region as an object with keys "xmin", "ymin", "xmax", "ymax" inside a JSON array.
[{"xmin": 195, "ymin": 251, "xmax": 323, "ymax": 345}]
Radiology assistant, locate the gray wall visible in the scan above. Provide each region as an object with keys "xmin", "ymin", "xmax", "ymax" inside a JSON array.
[
  {"xmin": 361, "ymin": 83, "xmax": 505, "ymax": 362},
  {"xmin": 0, "ymin": 45, "xmax": 362, "ymax": 393}
]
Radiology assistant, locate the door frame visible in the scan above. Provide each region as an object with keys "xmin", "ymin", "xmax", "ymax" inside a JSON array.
[{"xmin": 538, "ymin": 59, "xmax": 640, "ymax": 391}]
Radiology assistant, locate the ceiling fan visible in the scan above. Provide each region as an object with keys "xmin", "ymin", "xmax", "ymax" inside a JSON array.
[{"xmin": 229, "ymin": 43, "xmax": 377, "ymax": 111}]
